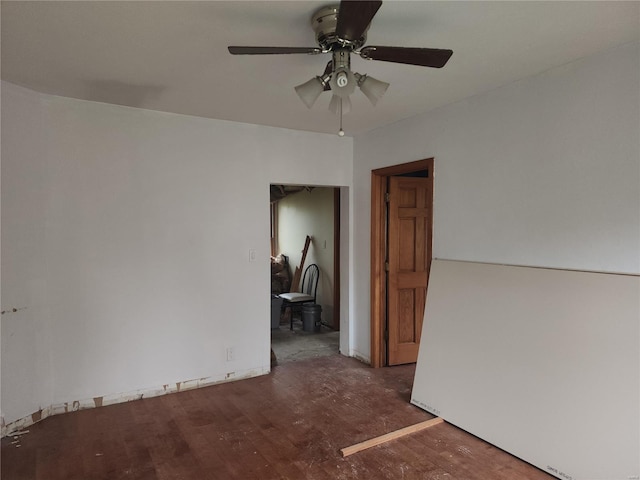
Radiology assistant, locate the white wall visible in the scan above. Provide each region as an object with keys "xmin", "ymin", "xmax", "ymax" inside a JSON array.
[
  {"xmin": 352, "ymin": 41, "xmax": 640, "ymax": 361},
  {"xmin": 1, "ymin": 83, "xmax": 55, "ymax": 428},
  {"xmin": 276, "ymin": 187, "xmax": 335, "ymax": 326},
  {"xmin": 0, "ymin": 82, "xmax": 353, "ymax": 430}
]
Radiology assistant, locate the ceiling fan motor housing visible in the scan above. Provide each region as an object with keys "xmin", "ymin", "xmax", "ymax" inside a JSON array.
[{"xmin": 312, "ymin": 4, "xmax": 367, "ymax": 51}]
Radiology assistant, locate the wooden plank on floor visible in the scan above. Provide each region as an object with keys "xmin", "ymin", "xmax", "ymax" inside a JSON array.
[{"xmin": 340, "ymin": 417, "xmax": 443, "ymax": 457}]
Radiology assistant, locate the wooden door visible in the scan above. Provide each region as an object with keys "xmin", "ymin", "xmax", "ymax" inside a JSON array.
[{"xmin": 386, "ymin": 176, "xmax": 432, "ymax": 365}]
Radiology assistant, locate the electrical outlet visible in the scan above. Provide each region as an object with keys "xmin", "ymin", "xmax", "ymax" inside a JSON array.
[
  {"xmin": 226, "ymin": 347, "xmax": 235, "ymax": 362},
  {"xmin": 249, "ymin": 249, "xmax": 256, "ymax": 262}
]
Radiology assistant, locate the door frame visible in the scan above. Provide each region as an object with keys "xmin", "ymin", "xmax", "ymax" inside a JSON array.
[
  {"xmin": 370, "ymin": 158, "xmax": 434, "ymax": 368},
  {"xmin": 270, "ymin": 184, "xmax": 342, "ymax": 331},
  {"xmin": 333, "ymin": 187, "xmax": 341, "ymax": 330}
]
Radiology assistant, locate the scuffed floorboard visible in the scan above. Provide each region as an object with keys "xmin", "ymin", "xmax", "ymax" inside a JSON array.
[{"xmin": 1, "ymin": 355, "xmax": 553, "ymax": 479}]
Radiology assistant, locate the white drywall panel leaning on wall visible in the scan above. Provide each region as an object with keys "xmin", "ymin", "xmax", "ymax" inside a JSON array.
[{"xmin": 412, "ymin": 259, "xmax": 639, "ymax": 480}]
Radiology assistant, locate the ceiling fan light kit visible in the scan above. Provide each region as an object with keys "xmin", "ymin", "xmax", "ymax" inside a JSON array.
[
  {"xmin": 229, "ymin": 1, "xmax": 453, "ymax": 135},
  {"xmin": 294, "ymin": 76, "xmax": 328, "ymax": 109},
  {"xmin": 355, "ymin": 73, "xmax": 389, "ymax": 106}
]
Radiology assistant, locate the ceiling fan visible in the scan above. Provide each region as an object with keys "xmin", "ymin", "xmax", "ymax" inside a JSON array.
[{"xmin": 228, "ymin": 0, "xmax": 453, "ymax": 135}]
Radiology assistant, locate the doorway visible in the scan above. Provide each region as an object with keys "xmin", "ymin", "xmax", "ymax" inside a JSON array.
[
  {"xmin": 370, "ymin": 159, "xmax": 434, "ymax": 367},
  {"xmin": 269, "ymin": 185, "xmax": 341, "ymax": 364}
]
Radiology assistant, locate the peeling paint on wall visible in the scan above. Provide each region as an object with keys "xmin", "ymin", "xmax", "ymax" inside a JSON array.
[
  {"xmin": 2, "ymin": 405, "xmax": 53, "ymax": 438},
  {"xmin": 31, "ymin": 409, "xmax": 42, "ymax": 423},
  {"xmin": 1, "ymin": 365, "xmax": 269, "ymax": 437}
]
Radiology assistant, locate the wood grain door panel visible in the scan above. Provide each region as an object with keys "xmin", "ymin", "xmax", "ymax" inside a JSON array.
[{"xmin": 387, "ymin": 176, "xmax": 432, "ymax": 365}]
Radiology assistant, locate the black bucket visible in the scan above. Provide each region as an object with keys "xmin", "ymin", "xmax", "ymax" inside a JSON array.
[{"xmin": 302, "ymin": 304, "xmax": 322, "ymax": 333}]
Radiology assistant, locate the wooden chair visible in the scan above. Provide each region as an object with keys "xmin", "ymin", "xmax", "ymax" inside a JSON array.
[{"xmin": 279, "ymin": 264, "xmax": 319, "ymax": 330}]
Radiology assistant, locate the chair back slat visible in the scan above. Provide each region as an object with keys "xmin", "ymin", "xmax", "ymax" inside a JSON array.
[{"xmin": 301, "ymin": 264, "xmax": 320, "ymax": 302}]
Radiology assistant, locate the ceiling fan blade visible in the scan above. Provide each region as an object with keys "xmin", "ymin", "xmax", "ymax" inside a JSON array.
[
  {"xmin": 336, "ymin": 0, "xmax": 382, "ymax": 42},
  {"xmin": 360, "ymin": 46, "xmax": 453, "ymax": 68},
  {"xmin": 228, "ymin": 46, "xmax": 322, "ymax": 55}
]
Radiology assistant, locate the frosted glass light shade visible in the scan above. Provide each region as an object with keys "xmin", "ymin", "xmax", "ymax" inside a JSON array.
[
  {"xmin": 295, "ymin": 77, "xmax": 325, "ymax": 108},
  {"xmin": 359, "ymin": 75, "xmax": 389, "ymax": 106},
  {"xmin": 329, "ymin": 94, "xmax": 351, "ymax": 115}
]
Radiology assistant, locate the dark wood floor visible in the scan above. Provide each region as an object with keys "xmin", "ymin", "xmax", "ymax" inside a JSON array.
[{"xmin": 2, "ymin": 355, "xmax": 554, "ymax": 479}]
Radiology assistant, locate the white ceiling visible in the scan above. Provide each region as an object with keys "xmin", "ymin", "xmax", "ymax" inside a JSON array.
[{"xmin": 2, "ymin": 1, "xmax": 638, "ymax": 136}]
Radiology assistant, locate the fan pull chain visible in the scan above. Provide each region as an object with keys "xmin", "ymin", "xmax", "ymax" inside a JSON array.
[{"xmin": 338, "ymin": 97, "xmax": 345, "ymax": 137}]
